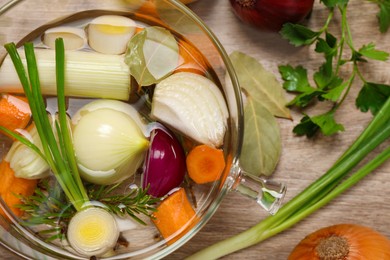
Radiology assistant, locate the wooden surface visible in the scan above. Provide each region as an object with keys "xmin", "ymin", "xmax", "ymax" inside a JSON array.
[{"xmin": 1, "ymin": 0, "xmax": 389, "ymax": 259}]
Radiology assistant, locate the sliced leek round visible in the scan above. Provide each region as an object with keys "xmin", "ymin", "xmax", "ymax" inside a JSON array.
[
  {"xmin": 43, "ymin": 26, "xmax": 87, "ymax": 50},
  {"xmin": 67, "ymin": 207, "xmax": 119, "ymax": 257},
  {"xmin": 88, "ymin": 15, "xmax": 136, "ymax": 54}
]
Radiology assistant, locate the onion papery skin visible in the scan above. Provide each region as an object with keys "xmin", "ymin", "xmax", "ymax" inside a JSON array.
[
  {"xmin": 229, "ymin": 0, "xmax": 315, "ymax": 31},
  {"xmin": 142, "ymin": 124, "xmax": 186, "ymax": 197},
  {"xmin": 288, "ymin": 224, "xmax": 390, "ymax": 260}
]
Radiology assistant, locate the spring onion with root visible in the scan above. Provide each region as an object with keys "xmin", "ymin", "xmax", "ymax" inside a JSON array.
[
  {"xmin": 1, "ymin": 39, "xmax": 121, "ymax": 257},
  {"xmin": 188, "ymin": 97, "xmax": 390, "ymax": 259}
]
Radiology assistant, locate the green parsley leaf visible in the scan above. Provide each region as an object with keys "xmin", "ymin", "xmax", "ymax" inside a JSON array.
[
  {"xmin": 320, "ymin": 0, "xmax": 349, "ymax": 8},
  {"xmin": 280, "ymin": 23, "xmax": 320, "ymax": 47},
  {"xmin": 287, "ymin": 89, "xmax": 324, "ymax": 107},
  {"xmin": 278, "ymin": 64, "xmax": 312, "ymax": 92},
  {"xmin": 376, "ymin": 1, "xmax": 390, "ymax": 33},
  {"xmin": 293, "ymin": 112, "xmax": 344, "ymax": 137},
  {"xmin": 358, "ymin": 43, "xmax": 389, "ymax": 61},
  {"xmin": 321, "ymin": 81, "xmax": 348, "ymax": 101},
  {"xmin": 315, "ymin": 33, "xmax": 337, "ymax": 56},
  {"xmin": 293, "ymin": 115, "xmax": 320, "ymax": 137},
  {"xmin": 356, "ymin": 82, "xmax": 390, "ymax": 115}
]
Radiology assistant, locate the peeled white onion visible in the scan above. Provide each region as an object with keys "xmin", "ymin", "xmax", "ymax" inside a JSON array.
[
  {"xmin": 151, "ymin": 72, "xmax": 229, "ymax": 148},
  {"xmin": 72, "ymin": 100, "xmax": 149, "ymax": 185},
  {"xmin": 88, "ymin": 15, "xmax": 136, "ymax": 54},
  {"xmin": 43, "ymin": 26, "xmax": 87, "ymax": 50}
]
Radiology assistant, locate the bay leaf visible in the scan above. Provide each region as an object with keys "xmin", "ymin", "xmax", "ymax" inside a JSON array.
[
  {"xmin": 229, "ymin": 51, "xmax": 292, "ymax": 119},
  {"xmin": 239, "ymin": 97, "xmax": 281, "ymax": 176},
  {"xmin": 125, "ymin": 26, "xmax": 179, "ymax": 86}
]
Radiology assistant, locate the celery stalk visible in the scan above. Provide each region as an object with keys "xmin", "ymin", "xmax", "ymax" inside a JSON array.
[{"xmin": 188, "ymin": 97, "xmax": 390, "ymax": 260}]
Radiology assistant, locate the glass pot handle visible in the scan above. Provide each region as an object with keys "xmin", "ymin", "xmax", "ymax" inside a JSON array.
[{"xmin": 231, "ymin": 168, "xmax": 286, "ymax": 215}]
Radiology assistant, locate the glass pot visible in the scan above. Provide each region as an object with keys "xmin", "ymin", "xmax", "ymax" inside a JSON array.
[{"xmin": 0, "ymin": 0, "xmax": 286, "ymax": 259}]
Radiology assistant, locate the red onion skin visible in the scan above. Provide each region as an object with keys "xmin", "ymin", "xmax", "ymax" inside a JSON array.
[
  {"xmin": 142, "ymin": 124, "xmax": 186, "ymax": 197},
  {"xmin": 229, "ymin": 0, "xmax": 315, "ymax": 31}
]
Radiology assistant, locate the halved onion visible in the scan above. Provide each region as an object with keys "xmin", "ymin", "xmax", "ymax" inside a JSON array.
[
  {"xmin": 88, "ymin": 15, "xmax": 136, "ymax": 54},
  {"xmin": 142, "ymin": 123, "xmax": 186, "ymax": 197},
  {"xmin": 72, "ymin": 100, "xmax": 149, "ymax": 185}
]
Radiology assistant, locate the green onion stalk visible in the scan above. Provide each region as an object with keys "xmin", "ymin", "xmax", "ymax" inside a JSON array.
[
  {"xmin": 188, "ymin": 97, "xmax": 390, "ymax": 259},
  {"xmin": 2, "ymin": 39, "xmax": 89, "ymax": 212}
]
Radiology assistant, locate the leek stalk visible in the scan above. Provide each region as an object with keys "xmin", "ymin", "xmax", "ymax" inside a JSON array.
[
  {"xmin": 0, "ymin": 49, "xmax": 131, "ymax": 100},
  {"xmin": 188, "ymin": 97, "xmax": 390, "ymax": 259},
  {"xmin": 4, "ymin": 39, "xmax": 89, "ymax": 211}
]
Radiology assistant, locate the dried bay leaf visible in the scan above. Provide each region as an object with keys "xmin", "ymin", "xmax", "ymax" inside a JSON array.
[
  {"xmin": 125, "ymin": 26, "xmax": 179, "ymax": 86},
  {"xmin": 229, "ymin": 51, "xmax": 291, "ymax": 119},
  {"xmin": 240, "ymin": 97, "xmax": 281, "ymax": 176}
]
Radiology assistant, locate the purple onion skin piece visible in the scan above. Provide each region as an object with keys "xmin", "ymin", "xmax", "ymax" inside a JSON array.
[{"xmin": 142, "ymin": 124, "xmax": 186, "ymax": 197}]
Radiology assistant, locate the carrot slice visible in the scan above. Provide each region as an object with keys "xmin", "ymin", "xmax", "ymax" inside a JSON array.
[
  {"xmin": 0, "ymin": 160, "xmax": 37, "ymax": 218},
  {"xmin": 175, "ymin": 40, "xmax": 208, "ymax": 75},
  {"xmin": 186, "ymin": 144, "xmax": 226, "ymax": 184},
  {"xmin": 0, "ymin": 94, "xmax": 31, "ymax": 134},
  {"xmin": 152, "ymin": 188, "xmax": 196, "ymax": 241}
]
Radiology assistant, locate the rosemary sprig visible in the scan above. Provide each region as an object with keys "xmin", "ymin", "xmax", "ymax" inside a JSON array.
[
  {"xmin": 16, "ymin": 180, "xmax": 159, "ymax": 240},
  {"xmin": 89, "ymin": 183, "xmax": 160, "ymax": 225}
]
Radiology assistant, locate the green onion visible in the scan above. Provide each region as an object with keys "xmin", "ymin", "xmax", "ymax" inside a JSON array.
[
  {"xmin": 4, "ymin": 39, "xmax": 89, "ymax": 211},
  {"xmin": 188, "ymin": 97, "xmax": 390, "ymax": 259}
]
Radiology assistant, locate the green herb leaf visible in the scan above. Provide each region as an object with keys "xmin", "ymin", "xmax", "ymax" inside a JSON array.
[
  {"xmin": 321, "ymin": 81, "xmax": 348, "ymax": 101},
  {"xmin": 280, "ymin": 23, "xmax": 320, "ymax": 47},
  {"xmin": 320, "ymin": 0, "xmax": 349, "ymax": 8},
  {"xmin": 125, "ymin": 26, "xmax": 179, "ymax": 87},
  {"xmin": 358, "ymin": 43, "xmax": 389, "ymax": 61},
  {"xmin": 294, "ymin": 111, "xmax": 344, "ymax": 137},
  {"xmin": 278, "ymin": 64, "xmax": 312, "ymax": 92},
  {"xmin": 376, "ymin": 1, "xmax": 390, "ymax": 33},
  {"xmin": 240, "ymin": 97, "xmax": 281, "ymax": 176},
  {"xmin": 356, "ymin": 82, "xmax": 390, "ymax": 115},
  {"xmin": 229, "ymin": 51, "xmax": 291, "ymax": 119}
]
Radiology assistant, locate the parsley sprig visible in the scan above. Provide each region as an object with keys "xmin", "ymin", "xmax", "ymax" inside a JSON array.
[{"xmin": 279, "ymin": 0, "xmax": 390, "ymax": 137}]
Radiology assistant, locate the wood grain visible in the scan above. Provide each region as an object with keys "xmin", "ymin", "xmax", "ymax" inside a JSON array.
[{"xmin": 0, "ymin": 0, "xmax": 389, "ymax": 259}]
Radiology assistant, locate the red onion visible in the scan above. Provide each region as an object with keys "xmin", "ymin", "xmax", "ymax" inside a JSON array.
[
  {"xmin": 229, "ymin": 0, "xmax": 314, "ymax": 31},
  {"xmin": 142, "ymin": 124, "xmax": 186, "ymax": 197}
]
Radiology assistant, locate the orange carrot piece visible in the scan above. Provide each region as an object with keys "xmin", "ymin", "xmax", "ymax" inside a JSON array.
[
  {"xmin": 175, "ymin": 40, "xmax": 208, "ymax": 75},
  {"xmin": 186, "ymin": 144, "xmax": 226, "ymax": 184},
  {"xmin": 0, "ymin": 94, "xmax": 31, "ymax": 133},
  {"xmin": 0, "ymin": 160, "xmax": 37, "ymax": 218},
  {"xmin": 152, "ymin": 188, "xmax": 196, "ymax": 241}
]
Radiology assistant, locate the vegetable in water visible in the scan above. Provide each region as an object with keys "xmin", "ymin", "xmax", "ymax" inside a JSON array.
[
  {"xmin": 151, "ymin": 72, "xmax": 228, "ymax": 148},
  {"xmin": 229, "ymin": 0, "xmax": 314, "ymax": 31},
  {"xmin": 67, "ymin": 207, "xmax": 120, "ymax": 257},
  {"xmin": 288, "ymin": 224, "xmax": 390, "ymax": 259},
  {"xmin": 125, "ymin": 26, "xmax": 179, "ymax": 86},
  {"xmin": 152, "ymin": 187, "xmax": 196, "ymax": 241},
  {"xmin": 0, "ymin": 49, "xmax": 131, "ymax": 100},
  {"xmin": 88, "ymin": 15, "xmax": 136, "ymax": 55},
  {"xmin": 0, "ymin": 160, "xmax": 37, "ymax": 218},
  {"xmin": 43, "ymin": 26, "xmax": 87, "ymax": 51},
  {"xmin": 186, "ymin": 144, "xmax": 225, "ymax": 184},
  {"xmin": 72, "ymin": 100, "xmax": 149, "ymax": 185},
  {"xmin": 142, "ymin": 124, "xmax": 186, "ymax": 197},
  {"xmin": 0, "ymin": 93, "xmax": 31, "ymax": 134},
  {"xmin": 5, "ymin": 124, "xmax": 49, "ymax": 179}
]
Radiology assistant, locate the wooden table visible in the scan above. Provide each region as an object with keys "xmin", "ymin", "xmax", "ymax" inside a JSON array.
[{"xmin": 1, "ymin": 0, "xmax": 389, "ymax": 259}]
